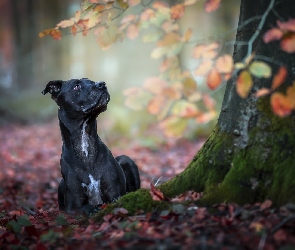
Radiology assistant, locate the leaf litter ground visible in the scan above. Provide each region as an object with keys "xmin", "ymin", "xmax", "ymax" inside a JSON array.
[{"xmin": 0, "ymin": 121, "xmax": 295, "ymax": 249}]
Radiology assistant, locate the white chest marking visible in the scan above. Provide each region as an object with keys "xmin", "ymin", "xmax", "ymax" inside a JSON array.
[
  {"xmin": 81, "ymin": 119, "xmax": 89, "ymax": 156},
  {"xmin": 81, "ymin": 174, "xmax": 103, "ymax": 205}
]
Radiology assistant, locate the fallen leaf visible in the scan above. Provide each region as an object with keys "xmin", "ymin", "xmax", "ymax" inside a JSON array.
[
  {"xmin": 260, "ymin": 200, "xmax": 272, "ymax": 211},
  {"xmin": 150, "ymin": 183, "xmax": 165, "ymax": 201}
]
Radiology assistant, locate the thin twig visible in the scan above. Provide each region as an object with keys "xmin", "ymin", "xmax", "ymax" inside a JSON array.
[
  {"xmin": 244, "ymin": 0, "xmax": 275, "ymax": 62},
  {"xmin": 270, "ymin": 215, "xmax": 295, "ymax": 234}
]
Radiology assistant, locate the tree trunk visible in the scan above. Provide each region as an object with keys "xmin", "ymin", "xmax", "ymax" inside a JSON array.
[{"xmin": 160, "ymin": 0, "xmax": 295, "ymax": 206}]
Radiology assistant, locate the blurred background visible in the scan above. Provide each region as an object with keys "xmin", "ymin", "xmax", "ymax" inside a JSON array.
[{"xmin": 0, "ymin": 0, "xmax": 240, "ymax": 145}]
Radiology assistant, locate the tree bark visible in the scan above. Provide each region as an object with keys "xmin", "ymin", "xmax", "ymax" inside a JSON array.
[{"xmin": 160, "ymin": 0, "xmax": 295, "ymax": 206}]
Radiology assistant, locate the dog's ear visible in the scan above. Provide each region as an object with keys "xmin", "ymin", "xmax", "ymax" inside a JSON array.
[{"xmin": 42, "ymin": 80, "xmax": 64, "ymax": 100}]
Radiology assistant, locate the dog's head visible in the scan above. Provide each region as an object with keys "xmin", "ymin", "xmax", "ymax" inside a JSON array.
[{"xmin": 42, "ymin": 78, "xmax": 110, "ymax": 118}]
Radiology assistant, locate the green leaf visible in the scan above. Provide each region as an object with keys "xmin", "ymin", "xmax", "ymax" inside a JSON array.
[
  {"xmin": 40, "ymin": 230, "xmax": 59, "ymax": 243},
  {"xmin": 249, "ymin": 61, "xmax": 271, "ymax": 78},
  {"xmin": 142, "ymin": 33, "xmax": 162, "ymax": 43},
  {"xmin": 17, "ymin": 216, "xmax": 32, "ymax": 227},
  {"xmin": 172, "ymin": 204, "xmax": 185, "ymax": 214},
  {"xmin": 55, "ymin": 215, "xmax": 69, "ymax": 226},
  {"xmin": 159, "ymin": 116, "xmax": 188, "ymax": 138},
  {"xmin": 171, "ymin": 100, "xmax": 199, "ymax": 118},
  {"xmin": 116, "ymin": 0, "xmax": 129, "ymax": 9},
  {"xmin": 7, "ymin": 220, "xmax": 21, "ymax": 234}
]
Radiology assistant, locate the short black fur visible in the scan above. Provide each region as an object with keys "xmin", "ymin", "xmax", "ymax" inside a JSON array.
[{"xmin": 42, "ymin": 78, "xmax": 140, "ymax": 214}]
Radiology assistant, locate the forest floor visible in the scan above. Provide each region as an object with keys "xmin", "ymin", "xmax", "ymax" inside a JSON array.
[{"xmin": 0, "ymin": 121, "xmax": 295, "ymax": 249}]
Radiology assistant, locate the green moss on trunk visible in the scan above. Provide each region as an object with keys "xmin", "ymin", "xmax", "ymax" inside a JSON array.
[{"xmin": 160, "ymin": 97, "xmax": 295, "ymax": 207}]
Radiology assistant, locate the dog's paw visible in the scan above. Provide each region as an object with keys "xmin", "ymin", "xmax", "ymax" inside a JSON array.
[{"xmin": 81, "ymin": 204, "xmax": 101, "ymax": 216}]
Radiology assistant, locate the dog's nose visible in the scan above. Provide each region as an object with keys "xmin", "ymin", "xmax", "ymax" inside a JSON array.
[{"xmin": 96, "ymin": 81, "xmax": 106, "ymax": 89}]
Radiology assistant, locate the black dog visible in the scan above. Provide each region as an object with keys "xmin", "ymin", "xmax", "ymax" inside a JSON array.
[{"xmin": 42, "ymin": 78, "xmax": 140, "ymax": 214}]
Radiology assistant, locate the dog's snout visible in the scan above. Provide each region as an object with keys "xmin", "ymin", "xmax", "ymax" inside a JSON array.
[{"xmin": 96, "ymin": 81, "xmax": 106, "ymax": 89}]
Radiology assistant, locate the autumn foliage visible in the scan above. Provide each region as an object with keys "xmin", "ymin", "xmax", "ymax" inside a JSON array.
[{"xmin": 40, "ymin": 0, "xmax": 295, "ymax": 136}]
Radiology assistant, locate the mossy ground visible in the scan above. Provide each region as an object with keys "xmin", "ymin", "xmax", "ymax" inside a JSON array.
[{"xmin": 93, "ymin": 97, "xmax": 295, "ymax": 217}]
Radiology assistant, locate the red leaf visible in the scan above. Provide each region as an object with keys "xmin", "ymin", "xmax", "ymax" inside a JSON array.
[
  {"xmin": 277, "ymin": 18, "xmax": 295, "ymax": 32},
  {"xmin": 271, "ymin": 92, "xmax": 293, "ymax": 117},
  {"xmin": 170, "ymin": 4, "xmax": 185, "ymax": 19},
  {"xmin": 272, "ymin": 66, "xmax": 287, "ymax": 90},
  {"xmin": 204, "ymin": 0, "xmax": 221, "ymax": 13},
  {"xmin": 150, "ymin": 183, "xmax": 166, "ymax": 201},
  {"xmin": 280, "ymin": 33, "xmax": 295, "ymax": 53},
  {"xmin": 263, "ymin": 28, "xmax": 283, "ymax": 43},
  {"xmin": 260, "ymin": 199, "xmax": 272, "ymax": 211}
]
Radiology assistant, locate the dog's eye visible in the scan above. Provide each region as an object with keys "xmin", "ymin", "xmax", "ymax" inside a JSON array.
[{"xmin": 73, "ymin": 84, "xmax": 81, "ymax": 91}]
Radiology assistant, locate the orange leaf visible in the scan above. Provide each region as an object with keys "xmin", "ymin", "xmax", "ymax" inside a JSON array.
[
  {"xmin": 271, "ymin": 92, "xmax": 293, "ymax": 117},
  {"xmin": 194, "ymin": 60, "xmax": 213, "ymax": 76},
  {"xmin": 286, "ymin": 82, "xmax": 295, "ymax": 108},
  {"xmin": 51, "ymin": 29, "xmax": 62, "ymax": 40},
  {"xmin": 162, "ymin": 86, "xmax": 181, "ymax": 99},
  {"xmin": 280, "ymin": 33, "xmax": 295, "ymax": 53},
  {"xmin": 150, "ymin": 183, "xmax": 166, "ymax": 201},
  {"xmin": 260, "ymin": 200, "xmax": 272, "ymax": 211},
  {"xmin": 263, "ymin": 28, "xmax": 283, "ymax": 43},
  {"xmin": 93, "ymin": 4, "xmax": 105, "ymax": 11},
  {"xmin": 140, "ymin": 9, "xmax": 155, "ymax": 21},
  {"xmin": 126, "ymin": 24, "xmax": 139, "ymax": 40},
  {"xmin": 236, "ymin": 70, "xmax": 253, "ymax": 98},
  {"xmin": 183, "ymin": 28, "xmax": 192, "ymax": 42},
  {"xmin": 128, "ymin": 0, "xmax": 140, "ymax": 6},
  {"xmin": 153, "ymin": 1, "xmax": 169, "ymax": 9},
  {"xmin": 39, "ymin": 29, "xmax": 54, "ymax": 38},
  {"xmin": 162, "ymin": 20, "xmax": 179, "ymax": 33},
  {"xmin": 203, "ymin": 94, "xmax": 216, "ymax": 111},
  {"xmin": 204, "ymin": 0, "xmax": 221, "ymax": 13},
  {"xmin": 157, "ymin": 32, "xmax": 180, "ymax": 47},
  {"xmin": 272, "ymin": 66, "xmax": 287, "ymax": 90},
  {"xmin": 147, "ymin": 95, "xmax": 167, "ymax": 115},
  {"xmin": 216, "ymin": 54, "xmax": 233, "ymax": 74},
  {"xmin": 195, "ymin": 111, "xmax": 216, "ymax": 123},
  {"xmin": 254, "ymin": 88, "xmax": 271, "ymax": 98},
  {"xmin": 172, "ymin": 100, "xmax": 200, "ymax": 118},
  {"xmin": 182, "ymin": 77, "xmax": 197, "ymax": 97},
  {"xmin": 159, "ymin": 56, "xmax": 179, "ymax": 72},
  {"xmin": 143, "ymin": 77, "xmax": 167, "ymax": 94},
  {"xmin": 71, "ymin": 25, "xmax": 77, "ymax": 36},
  {"xmin": 206, "ymin": 68, "xmax": 222, "ymax": 90},
  {"xmin": 192, "ymin": 42, "xmax": 219, "ymax": 59},
  {"xmin": 170, "ymin": 4, "xmax": 185, "ymax": 19}
]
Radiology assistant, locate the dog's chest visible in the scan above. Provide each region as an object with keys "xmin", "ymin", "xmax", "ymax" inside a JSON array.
[{"xmin": 82, "ymin": 174, "xmax": 103, "ymax": 205}]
